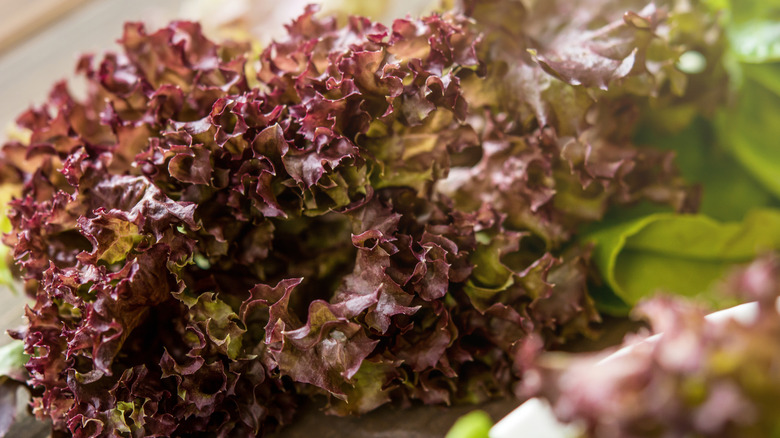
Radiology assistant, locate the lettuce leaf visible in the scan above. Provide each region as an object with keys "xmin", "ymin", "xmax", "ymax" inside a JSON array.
[
  {"xmin": 716, "ymin": 70, "xmax": 780, "ymax": 199},
  {"xmin": 718, "ymin": 0, "xmax": 780, "ymax": 63},
  {"xmin": 445, "ymin": 410, "xmax": 493, "ymax": 438},
  {"xmin": 709, "ymin": 0, "xmax": 780, "ymax": 199},
  {"xmin": 586, "ymin": 209, "xmax": 780, "ymax": 312},
  {"xmin": 634, "ymin": 117, "xmax": 775, "ymax": 222}
]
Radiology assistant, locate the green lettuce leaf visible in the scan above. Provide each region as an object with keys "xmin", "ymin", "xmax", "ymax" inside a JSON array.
[
  {"xmin": 712, "ymin": 0, "xmax": 780, "ymax": 63},
  {"xmin": 445, "ymin": 410, "xmax": 493, "ymax": 438},
  {"xmin": 729, "ymin": 21, "xmax": 780, "ymax": 63},
  {"xmin": 586, "ymin": 209, "xmax": 780, "ymax": 312},
  {"xmin": 635, "ymin": 117, "xmax": 775, "ymax": 221},
  {"xmin": 716, "ymin": 70, "xmax": 780, "ymax": 199},
  {"xmin": 707, "ymin": 0, "xmax": 780, "ymax": 200},
  {"xmin": 0, "ymin": 341, "xmax": 27, "ymax": 382}
]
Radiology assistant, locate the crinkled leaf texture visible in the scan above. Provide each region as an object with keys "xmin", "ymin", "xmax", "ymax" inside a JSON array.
[{"xmin": 0, "ymin": 0, "xmax": 721, "ymax": 436}]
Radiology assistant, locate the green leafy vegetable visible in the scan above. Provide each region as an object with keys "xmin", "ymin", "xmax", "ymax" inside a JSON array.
[
  {"xmin": 716, "ymin": 74, "xmax": 780, "ymax": 199},
  {"xmin": 708, "ymin": 0, "xmax": 780, "ymax": 201},
  {"xmin": 587, "ymin": 209, "xmax": 780, "ymax": 311},
  {"xmin": 714, "ymin": 0, "xmax": 780, "ymax": 63},
  {"xmin": 0, "ymin": 341, "xmax": 27, "ymax": 381},
  {"xmin": 635, "ymin": 117, "xmax": 775, "ymax": 222},
  {"xmin": 446, "ymin": 410, "xmax": 493, "ymax": 438}
]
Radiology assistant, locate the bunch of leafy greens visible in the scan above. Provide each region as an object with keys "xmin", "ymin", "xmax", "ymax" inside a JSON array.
[{"xmin": 0, "ymin": 0, "xmax": 771, "ymax": 436}]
